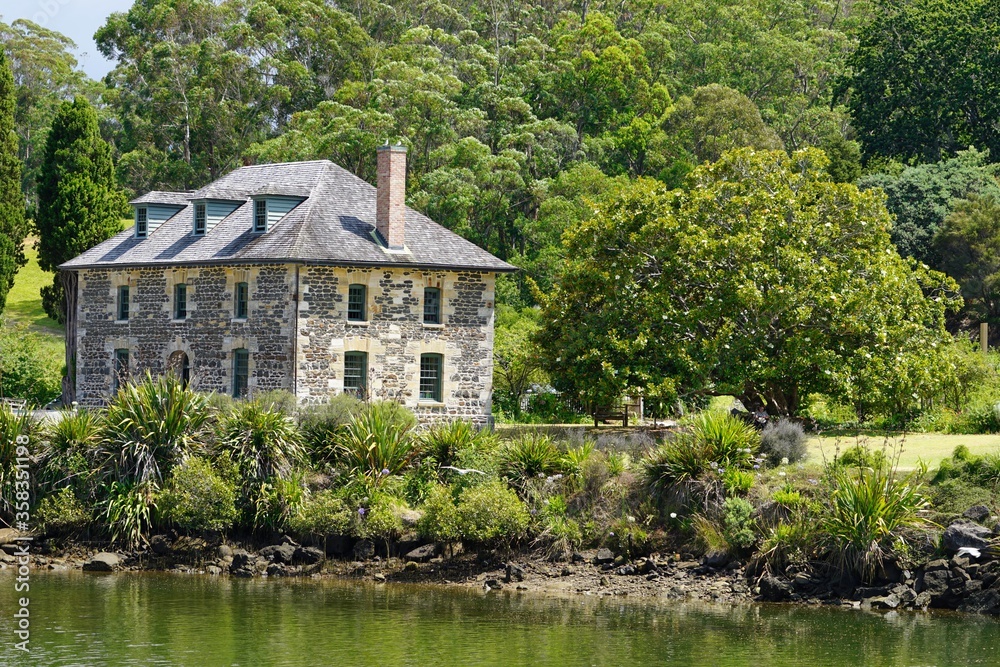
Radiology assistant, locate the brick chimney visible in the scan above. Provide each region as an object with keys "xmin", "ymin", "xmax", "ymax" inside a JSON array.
[{"xmin": 376, "ymin": 144, "xmax": 407, "ymax": 249}]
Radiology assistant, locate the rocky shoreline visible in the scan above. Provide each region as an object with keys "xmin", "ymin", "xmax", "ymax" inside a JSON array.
[{"xmin": 3, "ymin": 511, "xmax": 1000, "ymax": 615}]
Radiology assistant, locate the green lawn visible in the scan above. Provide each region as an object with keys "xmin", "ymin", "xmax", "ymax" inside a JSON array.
[
  {"xmin": 4, "ymin": 238, "xmax": 64, "ymax": 358},
  {"xmin": 808, "ymin": 432, "xmax": 1000, "ymax": 470}
]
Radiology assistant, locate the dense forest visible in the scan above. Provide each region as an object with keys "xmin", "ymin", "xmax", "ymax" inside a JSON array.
[{"xmin": 4, "ymin": 0, "xmax": 1000, "ymax": 420}]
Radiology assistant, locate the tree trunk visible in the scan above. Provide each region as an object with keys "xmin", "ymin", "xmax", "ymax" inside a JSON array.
[{"xmin": 61, "ymin": 270, "xmax": 78, "ymax": 406}]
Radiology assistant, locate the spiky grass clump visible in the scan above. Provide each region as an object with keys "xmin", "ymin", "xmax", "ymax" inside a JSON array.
[
  {"xmin": 99, "ymin": 372, "xmax": 209, "ymax": 487},
  {"xmin": 0, "ymin": 403, "xmax": 33, "ymax": 517},
  {"xmin": 333, "ymin": 402, "xmax": 418, "ymax": 489},
  {"xmin": 420, "ymin": 420, "xmax": 496, "ymax": 469},
  {"xmin": 499, "ymin": 433, "xmax": 561, "ymax": 486},
  {"xmin": 821, "ymin": 460, "xmax": 928, "ymax": 582},
  {"xmin": 38, "ymin": 409, "xmax": 101, "ymax": 495},
  {"xmin": 219, "ymin": 400, "xmax": 305, "ymax": 483}
]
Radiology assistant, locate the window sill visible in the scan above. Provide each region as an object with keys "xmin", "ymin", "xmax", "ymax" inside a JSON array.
[
  {"xmin": 422, "ymin": 322, "xmax": 444, "ymax": 329},
  {"xmin": 418, "ymin": 400, "xmax": 446, "ymax": 407},
  {"xmin": 232, "ymin": 317, "xmax": 248, "ymax": 323},
  {"xmin": 347, "ymin": 320, "xmax": 370, "ymax": 327},
  {"xmin": 170, "ymin": 318, "xmax": 188, "ymax": 324},
  {"xmin": 114, "ymin": 319, "xmax": 129, "ymax": 324}
]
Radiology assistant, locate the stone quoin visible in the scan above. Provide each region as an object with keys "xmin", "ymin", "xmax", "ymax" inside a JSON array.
[{"xmin": 59, "ymin": 148, "xmax": 516, "ymax": 426}]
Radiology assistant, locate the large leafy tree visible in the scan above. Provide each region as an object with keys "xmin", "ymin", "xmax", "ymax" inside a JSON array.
[
  {"xmin": 858, "ymin": 148, "xmax": 1000, "ymax": 266},
  {"xmin": 845, "ymin": 0, "xmax": 1000, "ymax": 163},
  {"xmin": 36, "ymin": 97, "xmax": 128, "ymax": 322},
  {"xmin": 934, "ymin": 195, "xmax": 1000, "ymax": 326},
  {"xmin": 538, "ymin": 148, "xmax": 960, "ymax": 417},
  {"xmin": 0, "ymin": 49, "xmax": 26, "ymax": 314}
]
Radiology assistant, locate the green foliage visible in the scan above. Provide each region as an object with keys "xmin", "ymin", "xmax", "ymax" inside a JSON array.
[
  {"xmin": 0, "ymin": 320, "xmax": 62, "ymax": 404},
  {"xmin": 0, "ymin": 402, "xmax": 31, "ymax": 518},
  {"xmin": 288, "ymin": 490, "xmax": 353, "ymax": 538},
  {"xmin": 691, "ymin": 411, "xmax": 760, "ymax": 466},
  {"xmin": 499, "ymin": 434, "xmax": 561, "ymax": 486},
  {"xmin": 722, "ymin": 468, "xmax": 755, "ymax": 495},
  {"xmin": 35, "ymin": 95, "xmax": 127, "ymax": 322},
  {"xmin": 454, "ymin": 479, "xmax": 529, "ymax": 548},
  {"xmin": 760, "ymin": 419, "xmax": 808, "ymax": 465},
  {"xmin": 418, "ymin": 484, "xmax": 460, "ymax": 543},
  {"xmin": 219, "ymin": 399, "xmax": 305, "ymax": 483},
  {"xmin": 859, "ymin": 149, "xmax": 1000, "ymax": 266},
  {"xmin": 355, "ymin": 493, "xmax": 405, "ymax": 541},
  {"xmin": 252, "ymin": 471, "xmax": 307, "ymax": 532},
  {"xmin": 931, "ymin": 445, "xmax": 1000, "ymax": 490},
  {"xmin": 99, "ymin": 372, "xmax": 209, "ymax": 487},
  {"xmin": 298, "ymin": 393, "xmax": 365, "ymax": 461},
  {"xmin": 820, "ymin": 458, "xmax": 929, "ymax": 582},
  {"xmin": 934, "ymin": 194, "xmax": 1000, "ymax": 325},
  {"xmin": 845, "ymin": 0, "xmax": 1000, "ymax": 164},
  {"xmin": 773, "ymin": 485, "xmax": 804, "ymax": 508},
  {"xmin": 421, "ymin": 420, "xmax": 496, "ymax": 469},
  {"xmin": 606, "ymin": 517, "xmax": 650, "ymax": 558},
  {"xmin": 158, "ymin": 457, "xmax": 238, "ymax": 533},
  {"xmin": 101, "ymin": 480, "xmax": 154, "ymax": 548},
  {"xmin": 333, "ymin": 402, "xmax": 417, "ymax": 489},
  {"xmin": 835, "ymin": 446, "xmax": 888, "ymax": 471},
  {"xmin": 492, "ymin": 305, "xmax": 547, "ymax": 414},
  {"xmin": 0, "ymin": 49, "xmax": 27, "ymax": 313},
  {"xmin": 37, "ymin": 409, "xmax": 99, "ymax": 495},
  {"xmin": 721, "ymin": 496, "xmax": 757, "ymax": 552},
  {"xmin": 539, "ymin": 148, "xmax": 961, "ymax": 418},
  {"xmin": 34, "ymin": 487, "xmax": 89, "ymax": 534}
]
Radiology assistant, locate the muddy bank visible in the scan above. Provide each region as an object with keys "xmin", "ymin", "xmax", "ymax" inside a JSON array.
[{"xmin": 4, "ymin": 515, "xmax": 1000, "ymax": 615}]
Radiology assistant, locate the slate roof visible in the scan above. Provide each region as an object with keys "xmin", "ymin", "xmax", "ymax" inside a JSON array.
[{"xmin": 63, "ymin": 160, "xmax": 516, "ymax": 273}]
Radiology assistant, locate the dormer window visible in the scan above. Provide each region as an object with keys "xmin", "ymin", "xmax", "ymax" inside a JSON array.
[
  {"xmin": 254, "ymin": 199, "xmax": 267, "ymax": 232},
  {"xmin": 135, "ymin": 207, "xmax": 148, "ymax": 238},
  {"xmin": 194, "ymin": 203, "xmax": 206, "ymax": 235}
]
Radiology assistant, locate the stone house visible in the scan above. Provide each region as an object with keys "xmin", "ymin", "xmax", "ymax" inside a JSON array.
[{"xmin": 60, "ymin": 146, "xmax": 515, "ymax": 425}]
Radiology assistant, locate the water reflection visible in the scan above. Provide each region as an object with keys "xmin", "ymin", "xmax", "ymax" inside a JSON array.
[{"xmin": 1, "ymin": 571, "xmax": 998, "ymax": 666}]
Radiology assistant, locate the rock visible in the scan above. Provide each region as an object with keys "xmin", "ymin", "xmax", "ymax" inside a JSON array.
[
  {"xmin": 206, "ymin": 565, "xmax": 222, "ymax": 575},
  {"xmin": 920, "ymin": 569, "xmax": 951, "ymax": 599},
  {"xmin": 702, "ymin": 552, "xmax": 730, "ymax": 568},
  {"xmin": 572, "ymin": 552, "xmax": 586, "ymax": 563},
  {"xmin": 259, "ymin": 544, "xmax": 296, "ymax": 564},
  {"xmin": 397, "ymin": 508, "xmax": 422, "ymax": 527},
  {"xmin": 294, "ymin": 546, "xmax": 325, "ymax": 565},
  {"xmin": 924, "ymin": 559, "xmax": 949, "ymax": 572},
  {"xmin": 484, "ymin": 578, "xmax": 502, "ymax": 591},
  {"xmin": 231, "ymin": 549, "xmax": 255, "ymax": 570},
  {"xmin": 866, "ymin": 594, "xmax": 900, "ymax": 610},
  {"xmin": 0, "ymin": 544, "xmax": 19, "ymax": 556},
  {"xmin": 353, "ymin": 539, "xmax": 376, "ymax": 561},
  {"xmin": 505, "ymin": 562, "xmax": 525, "ymax": 583},
  {"xmin": 405, "ymin": 544, "xmax": 437, "ymax": 563},
  {"xmin": 83, "ymin": 552, "xmax": 121, "ymax": 572},
  {"xmin": 0, "ymin": 552, "xmax": 14, "ymax": 564},
  {"xmin": 759, "ymin": 576, "xmax": 794, "ymax": 602},
  {"xmin": 959, "ymin": 588, "xmax": 1000, "ymax": 614},
  {"xmin": 616, "ymin": 565, "xmax": 636, "ymax": 576},
  {"xmin": 914, "ymin": 591, "xmax": 933, "ymax": 608},
  {"xmin": 404, "ymin": 561, "xmax": 418, "ymax": 572},
  {"xmin": 964, "ymin": 505, "xmax": 991, "ymax": 523},
  {"xmin": 280, "ymin": 535, "xmax": 299, "ymax": 547},
  {"xmin": 594, "ymin": 548, "xmax": 615, "ymax": 565},
  {"xmin": 218, "ymin": 544, "xmax": 233, "ymax": 559},
  {"xmin": 854, "ymin": 586, "xmax": 888, "ymax": 601},
  {"xmin": 793, "ymin": 572, "xmax": 816, "ymax": 593},
  {"xmin": 943, "ymin": 521, "xmax": 992, "ymax": 554},
  {"xmin": 150, "ymin": 535, "xmax": 173, "ymax": 556},
  {"xmin": 373, "ymin": 573, "xmax": 386, "ymax": 582},
  {"xmin": 599, "ymin": 576, "xmax": 610, "ymax": 587}
]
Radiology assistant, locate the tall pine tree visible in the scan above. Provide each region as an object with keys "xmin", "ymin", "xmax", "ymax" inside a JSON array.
[
  {"xmin": 0, "ymin": 50, "xmax": 27, "ymax": 314},
  {"xmin": 36, "ymin": 96, "xmax": 127, "ymax": 322}
]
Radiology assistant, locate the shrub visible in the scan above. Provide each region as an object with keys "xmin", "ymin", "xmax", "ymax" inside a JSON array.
[
  {"xmin": 298, "ymin": 393, "xmax": 365, "ymax": 460},
  {"xmin": 691, "ymin": 411, "xmax": 760, "ymax": 467},
  {"xmin": 772, "ymin": 485, "xmax": 804, "ymax": 508},
  {"xmin": 721, "ymin": 496, "xmax": 757, "ymax": 552},
  {"xmin": 820, "ymin": 461, "xmax": 929, "ymax": 582},
  {"xmin": 955, "ymin": 402, "xmax": 1000, "ymax": 434},
  {"xmin": 99, "ymin": 372, "xmax": 209, "ymax": 487},
  {"xmin": 334, "ymin": 402, "xmax": 418, "ymax": 489},
  {"xmin": 835, "ymin": 445, "xmax": 888, "ymax": 470},
  {"xmin": 931, "ymin": 445, "xmax": 1000, "ymax": 489},
  {"xmin": 561, "ymin": 441, "xmax": 596, "ymax": 485},
  {"xmin": 760, "ymin": 419, "xmax": 807, "ymax": 465},
  {"xmin": 219, "ymin": 400, "xmax": 305, "ymax": 483},
  {"xmin": 158, "ymin": 457, "xmax": 238, "ymax": 533},
  {"xmin": 455, "ymin": 480, "xmax": 530, "ymax": 548},
  {"xmin": 252, "ymin": 470, "xmax": 307, "ymax": 532},
  {"xmin": 606, "ymin": 517, "xmax": 650, "ymax": 557},
  {"xmin": 930, "ymin": 479, "xmax": 995, "ymax": 516},
  {"xmin": 35, "ymin": 487, "xmax": 89, "ymax": 534},
  {"xmin": 421, "ymin": 420, "xmax": 496, "ymax": 469},
  {"xmin": 723, "ymin": 468, "xmax": 755, "ymax": 495},
  {"xmin": 252, "ymin": 389, "xmax": 298, "ymax": 414},
  {"xmin": 355, "ymin": 493, "xmax": 405, "ymax": 541},
  {"xmin": 101, "ymin": 480, "xmax": 155, "ymax": 548},
  {"xmin": 289, "ymin": 490, "xmax": 353, "ymax": 538},
  {"xmin": 0, "ymin": 402, "xmax": 33, "ymax": 517},
  {"xmin": 38, "ymin": 409, "xmax": 100, "ymax": 495},
  {"xmin": 499, "ymin": 434, "xmax": 561, "ymax": 486},
  {"xmin": 418, "ymin": 484, "xmax": 460, "ymax": 543},
  {"xmin": 0, "ymin": 322, "xmax": 62, "ymax": 405}
]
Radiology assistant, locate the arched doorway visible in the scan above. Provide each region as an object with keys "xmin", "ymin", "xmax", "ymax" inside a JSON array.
[{"xmin": 167, "ymin": 351, "xmax": 190, "ymax": 387}]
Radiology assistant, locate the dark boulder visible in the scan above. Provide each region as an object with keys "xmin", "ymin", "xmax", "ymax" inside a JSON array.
[
  {"xmin": 505, "ymin": 562, "xmax": 525, "ymax": 583},
  {"xmin": 353, "ymin": 539, "xmax": 376, "ymax": 561},
  {"xmin": 964, "ymin": 505, "xmax": 991, "ymax": 524},
  {"xmin": 759, "ymin": 575, "xmax": 795, "ymax": 602},
  {"xmin": 259, "ymin": 544, "xmax": 296, "ymax": 564},
  {"xmin": 294, "ymin": 546, "xmax": 325, "ymax": 565},
  {"xmin": 594, "ymin": 548, "xmax": 615, "ymax": 565},
  {"xmin": 83, "ymin": 552, "xmax": 121, "ymax": 572},
  {"xmin": 405, "ymin": 544, "xmax": 437, "ymax": 563},
  {"xmin": 943, "ymin": 522, "xmax": 992, "ymax": 554},
  {"xmin": 150, "ymin": 535, "xmax": 172, "ymax": 556}
]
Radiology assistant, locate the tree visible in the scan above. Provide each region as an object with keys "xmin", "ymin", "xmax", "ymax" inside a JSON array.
[
  {"xmin": 537, "ymin": 148, "xmax": 960, "ymax": 418},
  {"xmin": 0, "ymin": 49, "xmax": 26, "ymax": 314},
  {"xmin": 844, "ymin": 0, "xmax": 1000, "ymax": 164},
  {"xmin": 934, "ymin": 195, "xmax": 1000, "ymax": 326},
  {"xmin": 36, "ymin": 97, "xmax": 128, "ymax": 323},
  {"xmin": 858, "ymin": 148, "xmax": 1000, "ymax": 266},
  {"xmin": 492, "ymin": 305, "xmax": 547, "ymax": 415}
]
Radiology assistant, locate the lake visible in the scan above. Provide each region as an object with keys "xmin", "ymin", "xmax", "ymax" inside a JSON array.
[{"xmin": 1, "ymin": 571, "xmax": 999, "ymax": 666}]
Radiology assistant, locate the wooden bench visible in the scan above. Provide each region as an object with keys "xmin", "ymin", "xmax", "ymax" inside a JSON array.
[
  {"xmin": 592, "ymin": 407, "xmax": 629, "ymax": 428},
  {"xmin": 0, "ymin": 398, "xmax": 28, "ymax": 411}
]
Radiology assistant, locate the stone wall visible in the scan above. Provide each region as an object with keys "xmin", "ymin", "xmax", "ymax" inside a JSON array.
[
  {"xmin": 73, "ymin": 262, "xmax": 496, "ymax": 426},
  {"xmin": 74, "ymin": 263, "xmax": 295, "ymax": 406}
]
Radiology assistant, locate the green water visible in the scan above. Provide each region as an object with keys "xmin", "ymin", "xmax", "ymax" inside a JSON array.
[{"xmin": 1, "ymin": 572, "xmax": 999, "ymax": 666}]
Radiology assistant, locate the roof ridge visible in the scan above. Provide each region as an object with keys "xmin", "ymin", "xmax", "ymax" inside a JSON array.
[{"xmin": 287, "ymin": 163, "xmax": 334, "ymax": 257}]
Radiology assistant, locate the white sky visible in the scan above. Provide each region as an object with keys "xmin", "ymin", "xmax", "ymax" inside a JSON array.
[{"xmin": 0, "ymin": 0, "xmax": 136, "ymax": 79}]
